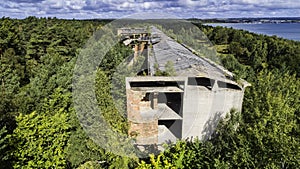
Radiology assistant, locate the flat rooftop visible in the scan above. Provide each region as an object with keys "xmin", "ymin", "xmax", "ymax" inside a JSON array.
[{"xmin": 149, "ymin": 27, "xmax": 237, "ymax": 84}]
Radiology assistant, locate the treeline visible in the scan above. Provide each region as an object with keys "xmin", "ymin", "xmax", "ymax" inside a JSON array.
[
  {"xmin": 0, "ymin": 17, "xmax": 136, "ymax": 168},
  {"xmin": 198, "ymin": 24, "xmax": 300, "ymax": 78},
  {"xmin": 0, "ymin": 17, "xmax": 299, "ymax": 168}
]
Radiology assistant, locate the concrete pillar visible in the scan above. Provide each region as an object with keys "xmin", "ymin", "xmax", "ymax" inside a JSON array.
[
  {"xmin": 140, "ymin": 43, "xmax": 145, "ymax": 53},
  {"xmin": 134, "ymin": 44, "xmax": 139, "ymax": 62},
  {"xmin": 212, "ymin": 80, "xmax": 218, "ymax": 91},
  {"xmin": 151, "ymin": 92, "xmax": 158, "ymax": 109}
]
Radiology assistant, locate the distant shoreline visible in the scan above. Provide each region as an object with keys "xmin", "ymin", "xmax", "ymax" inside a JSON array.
[
  {"xmin": 188, "ymin": 17, "xmax": 300, "ymax": 24},
  {"xmin": 204, "ymin": 22, "xmax": 300, "ymax": 41}
]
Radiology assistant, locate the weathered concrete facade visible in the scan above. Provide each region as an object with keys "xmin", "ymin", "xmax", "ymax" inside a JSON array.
[
  {"xmin": 126, "ymin": 76, "xmax": 245, "ymax": 146},
  {"xmin": 121, "ymin": 26, "xmax": 249, "ymax": 146}
]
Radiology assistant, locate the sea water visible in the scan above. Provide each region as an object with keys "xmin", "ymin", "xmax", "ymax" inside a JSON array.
[{"xmin": 206, "ymin": 23, "xmax": 300, "ymax": 41}]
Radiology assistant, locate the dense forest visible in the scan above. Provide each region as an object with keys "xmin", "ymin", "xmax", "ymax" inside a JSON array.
[{"xmin": 0, "ymin": 17, "xmax": 299, "ymax": 168}]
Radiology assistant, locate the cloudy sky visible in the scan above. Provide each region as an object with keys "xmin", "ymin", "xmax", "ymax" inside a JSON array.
[{"xmin": 0, "ymin": 0, "xmax": 300, "ymax": 19}]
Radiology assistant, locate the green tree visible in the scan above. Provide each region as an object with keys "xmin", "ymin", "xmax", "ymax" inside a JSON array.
[
  {"xmin": 0, "ymin": 126, "xmax": 10, "ymax": 167},
  {"xmin": 11, "ymin": 111, "xmax": 71, "ymax": 168},
  {"xmin": 241, "ymin": 70, "xmax": 300, "ymax": 168},
  {"xmin": 11, "ymin": 88, "xmax": 72, "ymax": 168},
  {"xmin": 212, "ymin": 26, "xmax": 229, "ymax": 45}
]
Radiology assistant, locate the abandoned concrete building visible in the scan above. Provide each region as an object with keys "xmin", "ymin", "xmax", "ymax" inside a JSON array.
[{"xmin": 118, "ymin": 26, "xmax": 249, "ymax": 146}]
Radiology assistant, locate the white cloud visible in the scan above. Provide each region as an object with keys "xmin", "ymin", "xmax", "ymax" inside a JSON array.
[
  {"xmin": 42, "ymin": 0, "xmax": 64, "ymax": 8},
  {"xmin": 178, "ymin": 0, "xmax": 209, "ymax": 7},
  {"xmin": 1, "ymin": 0, "xmax": 300, "ymax": 19},
  {"xmin": 143, "ymin": 2, "xmax": 151, "ymax": 9}
]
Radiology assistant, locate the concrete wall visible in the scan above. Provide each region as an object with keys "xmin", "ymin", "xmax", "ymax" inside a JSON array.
[
  {"xmin": 182, "ymin": 79, "xmax": 244, "ymax": 140},
  {"xmin": 126, "ymin": 76, "xmax": 246, "ymax": 145}
]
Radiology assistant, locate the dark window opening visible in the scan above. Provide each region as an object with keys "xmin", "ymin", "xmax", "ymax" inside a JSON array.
[
  {"xmin": 188, "ymin": 77, "xmax": 215, "ymax": 90},
  {"xmin": 130, "ymin": 81, "xmax": 183, "ymax": 87},
  {"xmin": 158, "ymin": 93, "xmax": 183, "ymax": 116},
  {"xmin": 158, "ymin": 120, "xmax": 174, "ymax": 128},
  {"xmin": 217, "ymin": 81, "xmax": 241, "ymax": 90},
  {"xmin": 158, "ymin": 120, "xmax": 182, "ymax": 138},
  {"xmin": 141, "ymin": 93, "xmax": 150, "ymax": 101}
]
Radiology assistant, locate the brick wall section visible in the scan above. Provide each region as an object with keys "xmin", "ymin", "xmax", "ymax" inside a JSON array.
[
  {"xmin": 128, "ymin": 120, "xmax": 158, "ymax": 145},
  {"xmin": 127, "ymin": 89, "xmax": 158, "ymax": 144},
  {"xmin": 127, "ymin": 89, "xmax": 142, "ymax": 122}
]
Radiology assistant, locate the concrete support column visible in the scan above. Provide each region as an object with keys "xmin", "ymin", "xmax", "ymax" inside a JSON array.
[
  {"xmin": 212, "ymin": 80, "xmax": 218, "ymax": 91},
  {"xmin": 151, "ymin": 92, "xmax": 158, "ymax": 109},
  {"xmin": 134, "ymin": 44, "xmax": 139, "ymax": 62}
]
